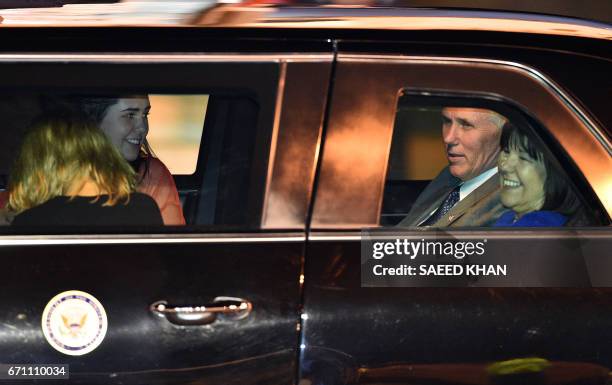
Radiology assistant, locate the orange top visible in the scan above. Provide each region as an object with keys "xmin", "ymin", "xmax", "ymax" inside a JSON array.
[{"xmin": 138, "ymin": 157, "xmax": 185, "ymax": 226}]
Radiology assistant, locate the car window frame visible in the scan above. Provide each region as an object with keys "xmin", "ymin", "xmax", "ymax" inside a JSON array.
[
  {"xmin": 0, "ymin": 53, "xmax": 332, "ymax": 234},
  {"xmin": 311, "ymin": 54, "xmax": 612, "ymax": 229}
]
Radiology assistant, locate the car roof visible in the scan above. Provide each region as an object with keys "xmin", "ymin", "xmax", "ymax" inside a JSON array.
[
  {"xmin": 194, "ymin": 7, "xmax": 612, "ymax": 40},
  {"xmin": 0, "ymin": 2, "xmax": 610, "ymax": 41}
]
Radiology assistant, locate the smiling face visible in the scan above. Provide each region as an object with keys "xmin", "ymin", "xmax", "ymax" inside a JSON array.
[
  {"xmin": 441, "ymin": 107, "xmax": 505, "ymax": 181},
  {"xmin": 99, "ymin": 97, "xmax": 150, "ymax": 161},
  {"xmin": 498, "ymin": 141, "xmax": 547, "ymax": 216}
]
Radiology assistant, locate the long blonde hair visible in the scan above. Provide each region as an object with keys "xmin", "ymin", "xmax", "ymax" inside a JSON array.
[{"xmin": 8, "ymin": 114, "xmax": 136, "ymax": 213}]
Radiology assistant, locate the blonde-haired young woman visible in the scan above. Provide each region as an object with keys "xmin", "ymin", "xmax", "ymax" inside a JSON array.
[{"xmin": 9, "ymin": 115, "xmax": 163, "ymax": 226}]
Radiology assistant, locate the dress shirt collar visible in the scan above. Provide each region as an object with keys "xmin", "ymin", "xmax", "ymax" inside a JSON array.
[{"xmin": 459, "ymin": 166, "xmax": 498, "ymax": 201}]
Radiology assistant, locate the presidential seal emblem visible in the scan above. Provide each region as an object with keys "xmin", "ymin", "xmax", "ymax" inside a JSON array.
[{"xmin": 41, "ymin": 290, "xmax": 108, "ymax": 356}]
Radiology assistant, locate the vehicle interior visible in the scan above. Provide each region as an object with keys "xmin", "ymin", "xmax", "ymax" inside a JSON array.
[
  {"xmin": 381, "ymin": 92, "xmax": 607, "ymax": 227},
  {"xmin": 0, "ymin": 92, "xmax": 270, "ymax": 230}
]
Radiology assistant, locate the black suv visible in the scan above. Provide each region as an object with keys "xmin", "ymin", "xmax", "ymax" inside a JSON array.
[{"xmin": 0, "ymin": 3, "xmax": 610, "ymax": 384}]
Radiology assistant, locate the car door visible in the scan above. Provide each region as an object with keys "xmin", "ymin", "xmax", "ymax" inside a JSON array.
[
  {"xmin": 300, "ymin": 34, "xmax": 612, "ymax": 384},
  {"xmin": 0, "ymin": 29, "xmax": 332, "ymax": 385}
]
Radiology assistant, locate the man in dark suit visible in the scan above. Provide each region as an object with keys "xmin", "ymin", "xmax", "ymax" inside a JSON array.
[{"xmin": 398, "ymin": 107, "xmax": 506, "ymax": 227}]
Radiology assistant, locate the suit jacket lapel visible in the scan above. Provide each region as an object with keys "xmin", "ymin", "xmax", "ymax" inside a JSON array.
[{"xmin": 434, "ymin": 172, "xmax": 499, "ymax": 227}]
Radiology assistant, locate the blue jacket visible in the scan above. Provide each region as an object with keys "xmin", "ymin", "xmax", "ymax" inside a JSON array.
[{"xmin": 493, "ymin": 210, "xmax": 568, "ymax": 227}]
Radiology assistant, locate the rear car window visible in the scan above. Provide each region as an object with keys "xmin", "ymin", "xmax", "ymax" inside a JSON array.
[
  {"xmin": 0, "ymin": 91, "xmax": 267, "ymax": 231},
  {"xmin": 0, "ymin": 55, "xmax": 284, "ymax": 232}
]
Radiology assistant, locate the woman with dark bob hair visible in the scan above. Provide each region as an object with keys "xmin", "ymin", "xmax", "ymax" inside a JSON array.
[
  {"xmin": 494, "ymin": 122, "xmax": 580, "ymax": 226},
  {"xmin": 9, "ymin": 114, "xmax": 163, "ymax": 226}
]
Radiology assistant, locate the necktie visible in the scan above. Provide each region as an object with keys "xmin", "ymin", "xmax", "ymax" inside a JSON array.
[{"xmin": 421, "ymin": 186, "xmax": 461, "ymax": 226}]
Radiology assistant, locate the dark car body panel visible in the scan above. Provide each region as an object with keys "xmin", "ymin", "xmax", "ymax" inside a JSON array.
[
  {"xmin": 0, "ymin": 238, "xmax": 302, "ymax": 384},
  {"xmin": 300, "ymin": 232, "xmax": 612, "ymax": 383}
]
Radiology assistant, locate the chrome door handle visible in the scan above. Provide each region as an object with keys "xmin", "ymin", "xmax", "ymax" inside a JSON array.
[{"xmin": 150, "ymin": 296, "xmax": 252, "ymax": 326}]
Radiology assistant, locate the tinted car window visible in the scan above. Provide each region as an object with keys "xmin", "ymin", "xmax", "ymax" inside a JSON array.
[
  {"xmin": 383, "ymin": 93, "xmax": 607, "ymax": 227},
  {"xmin": 0, "ymin": 56, "xmax": 282, "ymax": 231},
  {"xmin": 0, "ymin": 91, "xmax": 266, "ymax": 230}
]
